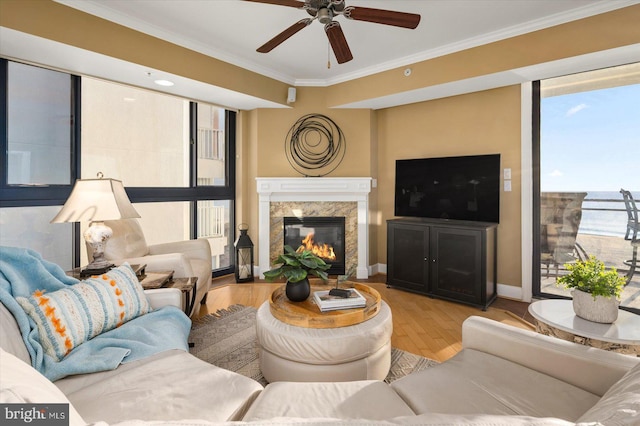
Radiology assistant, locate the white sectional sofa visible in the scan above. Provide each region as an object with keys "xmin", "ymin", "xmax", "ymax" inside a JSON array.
[{"xmin": 2, "ymin": 286, "xmax": 640, "ymax": 426}]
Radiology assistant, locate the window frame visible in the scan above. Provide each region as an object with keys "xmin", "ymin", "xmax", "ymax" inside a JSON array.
[
  {"xmin": 532, "ymin": 76, "xmax": 640, "ymax": 314},
  {"xmin": 0, "ymin": 59, "xmax": 81, "ymax": 207}
]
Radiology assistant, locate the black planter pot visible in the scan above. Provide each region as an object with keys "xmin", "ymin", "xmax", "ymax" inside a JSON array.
[{"xmin": 285, "ymin": 278, "xmax": 310, "ymax": 302}]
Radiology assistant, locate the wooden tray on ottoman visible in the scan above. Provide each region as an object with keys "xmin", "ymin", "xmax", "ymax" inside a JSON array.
[{"xmin": 269, "ymin": 282, "xmax": 381, "ymax": 329}]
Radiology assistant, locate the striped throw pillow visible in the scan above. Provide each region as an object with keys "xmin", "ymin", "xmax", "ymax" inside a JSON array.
[{"xmin": 17, "ymin": 263, "xmax": 151, "ymax": 361}]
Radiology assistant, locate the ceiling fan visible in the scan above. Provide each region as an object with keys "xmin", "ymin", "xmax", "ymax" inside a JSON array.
[{"xmin": 244, "ymin": 0, "xmax": 421, "ymax": 64}]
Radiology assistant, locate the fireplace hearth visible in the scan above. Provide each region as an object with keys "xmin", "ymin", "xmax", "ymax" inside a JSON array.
[{"xmin": 284, "ymin": 216, "xmax": 346, "ymax": 276}]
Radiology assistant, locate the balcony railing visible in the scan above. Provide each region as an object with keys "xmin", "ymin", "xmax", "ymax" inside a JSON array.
[
  {"xmin": 198, "ymin": 203, "xmax": 225, "ymax": 238},
  {"xmin": 540, "ymin": 191, "xmax": 639, "ymax": 311},
  {"xmin": 579, "ymin": 195, "xmax": 630, "ymax": 238},
  {"xmin": 197, "ymin": 128, "xmax": 225, "ymax": 160}
]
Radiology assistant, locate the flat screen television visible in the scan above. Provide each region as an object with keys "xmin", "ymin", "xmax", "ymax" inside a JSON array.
[{"xmin": 394, "ymin": 154, "xmax": 500, "ymax": 223}]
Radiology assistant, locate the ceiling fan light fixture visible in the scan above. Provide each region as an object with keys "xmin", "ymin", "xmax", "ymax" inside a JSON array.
[{"xmin": 317, "ymin": 7, "xmax": 332, "ymax": 24}]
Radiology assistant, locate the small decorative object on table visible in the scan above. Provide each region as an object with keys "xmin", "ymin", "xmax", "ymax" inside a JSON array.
[
  {"xmin": 263, "ymin": 245, "xmax": 330, "ymax": 302},
  {"xmin": 557, "ymin": 256, "xmax": 625, "ymax": 323},
  {"xmin": 329, "ymin": 267, "xmax": 356, "ymax": 298},
  {"xmin": 313, "ymin": 288, "xmax": 366, "ymax": 312}
]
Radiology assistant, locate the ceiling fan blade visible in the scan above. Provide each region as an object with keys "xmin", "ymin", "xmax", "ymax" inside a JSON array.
[
  {"xmin": 343, "ymin": 6, "xmax": 421, "ymax": 29},
  {"xmin": 257, "ymin": 19, "xmax": 312, "ymax": 53},
  {"xmin": 325, "ymin": 21, "xmax": 353, "ymax": 64},
  {"xmin": 243, "ymin": 0, "xmax": 305, "ymax": 8}
]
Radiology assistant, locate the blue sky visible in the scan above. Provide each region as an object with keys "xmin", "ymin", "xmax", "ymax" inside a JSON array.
[{"xmin": 541, "ymin": 83, "xmax": 640, "ymax": 192}]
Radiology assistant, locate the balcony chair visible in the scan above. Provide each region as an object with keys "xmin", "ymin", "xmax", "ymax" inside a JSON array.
[
  {"xmin": 89, "ymin": 219, "xmax": 212, "ymax": 317},
  {"xmin": 540, "ymin": 192, "xmax": 588, "ymax": 278},
  {"xmin": 620, "ymin": 188, "xmax": 639, "ymax": 284}
]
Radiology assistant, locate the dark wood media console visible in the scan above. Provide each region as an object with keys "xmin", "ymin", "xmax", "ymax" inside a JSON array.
[{"xmin": 386, "ymin": 217, "xmax": 498, "ymax": 310}]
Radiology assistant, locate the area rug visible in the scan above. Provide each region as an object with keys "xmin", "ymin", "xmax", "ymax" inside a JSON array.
[{"xmin": 188, "ymin": 304, "xmax": 438, "ymax": 386}]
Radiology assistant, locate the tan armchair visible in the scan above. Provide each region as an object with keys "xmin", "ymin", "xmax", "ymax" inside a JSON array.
[{"xmin": 91, "ymin": 219, "xmax": 212, "ymax": 317}]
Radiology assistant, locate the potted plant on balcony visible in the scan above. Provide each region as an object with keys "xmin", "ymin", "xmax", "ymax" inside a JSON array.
[
  {"xmin": 557, "ymin": 256, "xmax": 625, "ymax": 323},
  {"xmin": 263, "ymin": 245, "xmax": 330, "ymax": 302}
]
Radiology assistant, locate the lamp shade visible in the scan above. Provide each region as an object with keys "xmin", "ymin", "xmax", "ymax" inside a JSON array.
[{"xmin": 51, "ymin": 178, "xmax": 140, "ymax": 223}]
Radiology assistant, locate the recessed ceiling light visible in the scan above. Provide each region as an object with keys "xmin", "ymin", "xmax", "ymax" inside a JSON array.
[{"xmin": 154, "ymin": 79, "xmax": 174, "ymax": 87}]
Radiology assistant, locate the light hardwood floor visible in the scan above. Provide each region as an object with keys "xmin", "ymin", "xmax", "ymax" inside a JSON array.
[{"xmin": 196, "ymin": 275, "xmax": 534, "ymax": 363}]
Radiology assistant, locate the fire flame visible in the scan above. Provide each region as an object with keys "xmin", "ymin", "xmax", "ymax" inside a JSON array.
[{"xmin": 298, "ymin": 233, "xmax": 336, "ymax": 261}]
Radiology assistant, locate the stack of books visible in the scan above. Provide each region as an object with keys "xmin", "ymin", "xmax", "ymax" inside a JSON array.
[{"xmin": 313, "ymin": 288, "xmax": 367, "ymax": 312}]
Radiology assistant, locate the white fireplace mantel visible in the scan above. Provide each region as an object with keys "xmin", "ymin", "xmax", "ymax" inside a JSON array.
[{"xmin": 256, "ymin": 177, "xmax": 372, "ymax": 279}]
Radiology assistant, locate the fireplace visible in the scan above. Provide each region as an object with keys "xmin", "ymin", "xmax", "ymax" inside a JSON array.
[
  {"xmin": 256, "ymin": 177, "xmax": 372, "ymax": 279},
  {"xmin": 283, "ymin": 216, "xmax": 346, "ymax": 276}
]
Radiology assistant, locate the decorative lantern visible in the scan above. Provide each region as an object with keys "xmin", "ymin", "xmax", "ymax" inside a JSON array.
[{"xmin": 234, "ymin": 224, "xmax": 254, "ymax": 283}]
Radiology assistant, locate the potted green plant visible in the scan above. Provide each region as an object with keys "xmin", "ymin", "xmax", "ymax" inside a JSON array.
[
  {"xmin": 557, "ymin": 256, "xmax": 625, "ymax": 323},
  {"xmin": 263, "ymin": 245, "xmax": 330, "ymax": 302}
]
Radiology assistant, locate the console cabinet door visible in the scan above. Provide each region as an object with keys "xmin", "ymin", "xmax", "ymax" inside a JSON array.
[
  {"xmin": 430, "ymin": 227, "xmax": 483, "ymax": 305},
  {"xmin": 387, "ymin": 223, "xmax": 429, "ymax": 292}
]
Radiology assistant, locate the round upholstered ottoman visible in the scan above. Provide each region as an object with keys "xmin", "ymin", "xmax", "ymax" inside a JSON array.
[{"xmin": 255, "ymin": 300, "xmax": 393, "ymax": 383}]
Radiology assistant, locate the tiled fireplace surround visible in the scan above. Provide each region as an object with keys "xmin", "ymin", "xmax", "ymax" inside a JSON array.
[{"xmin": 256, "ymin": 178, "xmax": 372, "ymax": 279}]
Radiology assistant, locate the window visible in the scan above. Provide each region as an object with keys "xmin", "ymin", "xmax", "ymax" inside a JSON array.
[
  {"xmin": 1, "ymin": 60, "xmax": 79, "ymax": 269},
  {"xmin": 1, "ymin": 60, "xmax": 236, "ymax": 276},
  {"xmin": 197, "ymin": 103, "xmax": 227, "ymax": 186},
  {"xmin": 80, "ymin": 78, "xmax": 236, "ymax": 276},
  {"xmin": 534, "ymin": 63, "xmax": 640, "ymax": 313},
  {"xmin": 6, "ymin": 62, "xmax": 74, "ymax": 186},
  {"xmin": 0, "ymin": 206, "xmax": 75, "ymax": 269},
  {"xmin": 81, "ymin": 77, "xmax": 189, "ymax": 186}
]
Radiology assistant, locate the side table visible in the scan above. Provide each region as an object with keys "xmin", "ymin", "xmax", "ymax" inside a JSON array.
[
  {"xmin": 138, "ymin": 271, "xmax": 197, "ymax": 316},
  {"xmin": 528, "ymin": 299, "xmax": 640, "ymax": 356},
  {"xmin": 163, "ymin": 277, "xmax": 198, "ymax": 316}
]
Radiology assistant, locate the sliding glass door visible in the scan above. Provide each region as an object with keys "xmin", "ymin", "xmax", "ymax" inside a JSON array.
[{"xmin": 534, "ymin": 63, "xmax": 640, "ymax": 312}]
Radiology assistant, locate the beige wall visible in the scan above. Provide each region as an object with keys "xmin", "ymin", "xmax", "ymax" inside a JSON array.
[
  {"xmin": 241, "ymin": 86, "xmax": 523, "ymax": 287},
  {"xmin": 376, "ymin": 86, "xmax": 522, "ymax": 286},
  {"xmin": 252, "ymin": 87, "xmax": 374, "ymax": 177},
  {"xmin": 239, "ymin": 87, "xmax": 374, "ymax": 261}
]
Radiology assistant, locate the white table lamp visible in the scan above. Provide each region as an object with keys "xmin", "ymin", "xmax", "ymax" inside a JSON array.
[{"xmin": 51, "ymin": 175, "xmax": 140, "ymax": 275}]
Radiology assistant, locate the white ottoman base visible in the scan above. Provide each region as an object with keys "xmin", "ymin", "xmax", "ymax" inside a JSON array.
[{"xmin": 256, "ymin": 301, "xmax": 393, "ymax": 383}]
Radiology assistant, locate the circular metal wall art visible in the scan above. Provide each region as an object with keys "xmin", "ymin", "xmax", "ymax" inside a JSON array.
[{"xmin": 285, "ymin": 114, "xmax": 346, "ymax": 177}]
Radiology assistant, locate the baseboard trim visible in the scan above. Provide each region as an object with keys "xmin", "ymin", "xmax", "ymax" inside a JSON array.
[
  {"xmin": 370, "ymin": 263, "xmax": 386, "ymax": 276},
  {"xmin": 497, "ymin": 283, "xmax": 523, "ymax": 301}
]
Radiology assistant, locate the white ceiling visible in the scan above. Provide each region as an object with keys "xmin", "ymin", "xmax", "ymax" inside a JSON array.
[
  {"xmin": 55, "ymin": 0, "xmax": 635, "ymax": 85},
  {"xmin": 2, "ymin": 0, "xmax": 639, "ymax": 109}
]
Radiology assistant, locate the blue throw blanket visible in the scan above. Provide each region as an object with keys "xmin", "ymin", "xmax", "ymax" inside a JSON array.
[{"xmin": 0, "ymin": 246, "xmax": 191, "ymax": 381}]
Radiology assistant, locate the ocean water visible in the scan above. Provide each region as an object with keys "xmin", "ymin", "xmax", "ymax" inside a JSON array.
[{"xmin": 578, "ymin": 191, "xmax": 639, "ymax": 237}]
